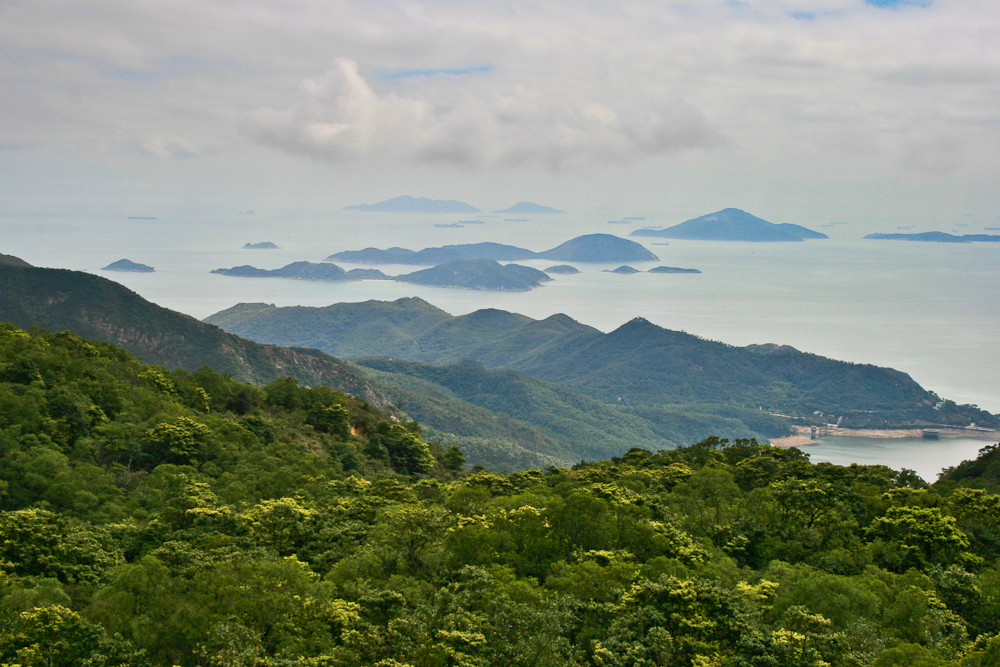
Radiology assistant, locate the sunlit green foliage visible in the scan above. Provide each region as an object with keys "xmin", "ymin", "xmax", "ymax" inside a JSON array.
[{"xmin": 3, "ymin": 323, "xmax": 1000, "ymax": 666}]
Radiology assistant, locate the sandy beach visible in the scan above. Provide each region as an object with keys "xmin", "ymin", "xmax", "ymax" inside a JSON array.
[{"xmin": 770, "ymin": 425, "xmax": 1000, "ymax": 448}]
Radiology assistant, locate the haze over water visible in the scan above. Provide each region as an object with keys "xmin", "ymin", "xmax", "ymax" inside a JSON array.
[{"xmin": 7, "ymin": 209, "xmax": 999, "ymax": 425}]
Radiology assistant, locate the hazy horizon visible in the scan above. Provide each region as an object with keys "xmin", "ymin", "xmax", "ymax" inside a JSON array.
[{"xmin": 2, "ymin": 0, "xmax": 1000, "ymax": 230}]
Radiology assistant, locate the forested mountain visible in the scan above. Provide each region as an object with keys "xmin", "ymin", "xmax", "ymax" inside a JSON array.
[
  {"xmin": 206, "ymin": 298, "xmax": 997, "ymax": 430},
  {"xmin": 3, "ymin": 323, "xmax": 1000, "ymax": 666},
  {"xmin": 0, "ymin": 264, "xmax": 387, "ymax": 405},
  {"xmin": 2, "ymin": 264, "xmax": 764, "ymax": 469}
]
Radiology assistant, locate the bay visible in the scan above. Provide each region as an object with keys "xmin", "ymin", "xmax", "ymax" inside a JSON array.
[{"xmin": 798, "ymin": 436, "xmax": 990, "ymax": 484}]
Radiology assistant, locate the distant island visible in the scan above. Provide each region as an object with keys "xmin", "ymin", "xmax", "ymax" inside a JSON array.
[
  {"xmin": 864, "ymin": 232, "xmax": 1000, "ymax": 243},
  {"xmin": 396, "ymin": 259, "xmax": 551, "ymax": 292},
  {"xmin": 543, "ymin": 265, "xmax": 580, "ymax": 274},
  {"xmin": 493, "ymin": 202, "xmax": 564, "ymax": 214},
  {"xmin": 329, "ymin": 242, "xmax": 538, "ymax": 265},
  {"xmin": 344, "ymin": 195, "xmax": 480, "ymax": 214},
  {"xmin": 243, "ymin": 241, "xmax": 279, "ymax": 249},
  {"xmin": 211, "ymin": 258, "xmax": 550, "ymax": 292},
  {"xmin": 212, "ymin": 262, "xmax": 384, "ymax": 282},
  {"xmin": 630, "ymin": 208, "xmax": 828, "ymax": 242},
  {"xmin": 327, "ymin": 234, "xmax": 659, "ymax": 265},
  {"xmin": 102, "ymin": 259, "xmax": 154, "ymax": 273},
  {"xmin": 0, "ymin": 253, "xmax": 31, "ymax": 267},
  {"xmin": 649, "ymin": 266, "xmax": 701, "ymax": 274},
  {"xmin": 605, "ymin": 265, "xmax": 701, "ymax": 275}
]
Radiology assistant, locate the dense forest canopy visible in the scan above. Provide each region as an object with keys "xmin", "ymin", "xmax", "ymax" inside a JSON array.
[{"xmin": 2, "ymin": 323, "xmax": 1000, "ymax": 666}]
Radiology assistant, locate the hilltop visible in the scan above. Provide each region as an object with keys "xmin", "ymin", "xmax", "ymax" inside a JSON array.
[
  {"xmin": 344, "ymin": 195, "xmax": 480, "ymax": 213},
  {"xmin": 631, "ymin": 208, "xmax": 828, "ymax": 242}
]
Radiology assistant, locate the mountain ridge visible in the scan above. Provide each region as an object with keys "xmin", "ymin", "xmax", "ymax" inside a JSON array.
[{"xmin": 204, "ymin": 297, "xmax": 996, "ymax": 430}]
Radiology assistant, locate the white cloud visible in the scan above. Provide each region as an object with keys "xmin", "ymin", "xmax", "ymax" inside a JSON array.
[{"xmin": 246, "ymin": 58, "xmax": 720, "ymax": 169}]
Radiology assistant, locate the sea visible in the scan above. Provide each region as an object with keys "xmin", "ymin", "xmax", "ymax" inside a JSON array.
[{"xmin": 5, "ymin": 209, "xmax": 998, "ymax": 481}]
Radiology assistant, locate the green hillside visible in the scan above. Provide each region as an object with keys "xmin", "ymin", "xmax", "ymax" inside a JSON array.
[
  {"xmin": 0, "ymin": 264, "xmax": 386, "ymax": 404},
  {"xmin": 206, "ymin": 298, "xmax": 996, "ymax": 430},
  {"xmin": 1, "ymin": 265, "xmax": 698, "ymax": 469},
  {"xmin": 3, "ymin": 324, "xmax": 1000, "ymax": 666}
]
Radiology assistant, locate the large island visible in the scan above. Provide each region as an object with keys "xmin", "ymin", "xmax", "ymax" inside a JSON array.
[{"xmin": 630, "ymin": 208, "xmax": 828, "ymax": 242}]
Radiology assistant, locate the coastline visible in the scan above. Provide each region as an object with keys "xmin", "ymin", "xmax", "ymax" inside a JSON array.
[{"xmin": 770, "ymin": 425, "xmax": 1000, "ymax": 449}]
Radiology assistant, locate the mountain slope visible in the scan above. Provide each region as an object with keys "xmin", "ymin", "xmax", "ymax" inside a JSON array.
[
  {"xmin": 205, "ymin": 298, "xmax": 997, "ymax": 430},
  {"xmin": 0, "ymin": 265, "xmax": 671, "ymax": 469},
  {"xmin": 0, "ymin": 264, "xmax": 387, "ymax": 404}
]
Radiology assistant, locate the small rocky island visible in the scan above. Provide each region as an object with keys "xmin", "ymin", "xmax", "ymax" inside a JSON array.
[
  {"xmin": 606, "ymin": 266, "xmax": 641, "ymax": 274},
  {"xmin": 543, "ymin": 265, "xmax": 580, "ymax": 274},
  {"xmin": 243, "ymin": 241, "xmax": 280, "ymax": 249},
  {"xmin": 864, "ymin": 232, "xmax": 1000, "ymax": 243},
  {"xmin": 102, "ymin": 259, "xmax": 154, "ymax": 273},
  {"xmin": 649, "ymin": 266, "xmax": 701, "ymax": 274}
]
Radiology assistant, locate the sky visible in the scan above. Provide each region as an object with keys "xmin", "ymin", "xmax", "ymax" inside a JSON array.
[{"xmin": 2, "ymin": 0, "xmax": 1000, "ymax": 228}]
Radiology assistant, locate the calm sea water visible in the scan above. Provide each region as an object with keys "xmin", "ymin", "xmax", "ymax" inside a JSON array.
[
  {"xmin": 799, "ymin": 436, "xmax": 990, "ymax": 483},
  {"xmin": 5, "ymin": 209, "xmax": 998, "ymax": 473}
]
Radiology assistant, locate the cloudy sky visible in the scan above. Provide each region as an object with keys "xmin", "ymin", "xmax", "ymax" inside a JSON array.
[{"xmin": 2, "ymin": 0, "xmax": 999, "ymax": 226}]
